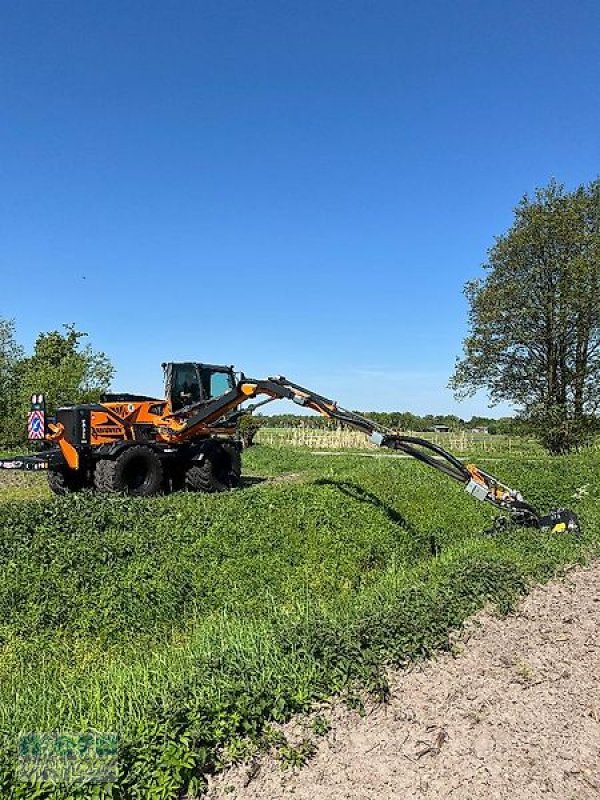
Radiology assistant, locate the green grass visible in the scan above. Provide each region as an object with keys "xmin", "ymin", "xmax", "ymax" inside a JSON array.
[
  {"xmin": 0, "ymin": 449, "xmax": 50, "ymax": 503},
  {"xmin": 0, "ymin": 445, "xmax": 598, "ymax": 798}
]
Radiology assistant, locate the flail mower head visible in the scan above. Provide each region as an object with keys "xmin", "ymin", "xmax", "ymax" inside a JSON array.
[
  {"xmin": 530, "ymin": 507, "xmax": 580, "ymax": 535},
  {"xmin": 467, "ymin": 469, "xmax": 582, "ymax": 537}
]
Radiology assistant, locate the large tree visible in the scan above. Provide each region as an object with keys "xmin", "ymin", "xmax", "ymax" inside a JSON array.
[
  {"xmin": 0, "ymin": 322, "xmax": 114, "ymax": 446},
  {"xmin": 451, "ymin": 179, "xmax": 600, "ymax": 454}
]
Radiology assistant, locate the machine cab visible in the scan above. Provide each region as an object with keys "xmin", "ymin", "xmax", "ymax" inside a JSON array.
[{"xmin": 163, "ymin": 362, "xmax": 236, "ymax": 411}]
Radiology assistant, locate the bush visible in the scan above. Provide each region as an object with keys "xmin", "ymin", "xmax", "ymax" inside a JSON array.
[{"xmin": 238, "ymin": 414, "xmax": 262, "ymax": 448}]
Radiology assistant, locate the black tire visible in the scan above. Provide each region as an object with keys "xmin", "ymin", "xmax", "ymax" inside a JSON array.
[
  {"xmin": 47, "ymin": 466, "xmax": 85, "ymax": 496},
  {"xmin": 185, "ymin": 442, "xmax": 241, "ymax": 493},
  {"xmin": 94, "ymin": 446, "xmax": 164, "ymax": 496}
]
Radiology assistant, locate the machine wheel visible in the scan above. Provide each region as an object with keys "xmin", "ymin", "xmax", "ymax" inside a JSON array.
[
  {"xmin": 47, "ymin": 466, "xmax": 85, "ymax": 496},
  {"xmin": 185, "ymin": 442, "xmax": 241, "ymax": 493},
  {"xmin": 95, "ymin": 446, "xmax": 164, "ymax": 496}
]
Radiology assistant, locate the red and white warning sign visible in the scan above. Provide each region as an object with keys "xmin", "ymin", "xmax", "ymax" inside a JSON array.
[{"xmin": 28, "ymin": 410, "xmax": 45, "ymax": 440}]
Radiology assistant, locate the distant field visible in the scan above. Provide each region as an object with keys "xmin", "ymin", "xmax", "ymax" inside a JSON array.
[
  {"xmin": 255, "ymin": 426, "xmax": 545, "ymax": 456},
  {"xmin": 0, "ymin": 444, "xmax": 597, "ymax": 798}
]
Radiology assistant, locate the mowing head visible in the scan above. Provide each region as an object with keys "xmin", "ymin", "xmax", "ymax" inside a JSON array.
[
  {"xmin": 536, "ymin": 508, "xmax": 581, "ymax": 535},
  {"xmin": 486, "ymin": 506, "xmax": 581, "ymax": 537}
]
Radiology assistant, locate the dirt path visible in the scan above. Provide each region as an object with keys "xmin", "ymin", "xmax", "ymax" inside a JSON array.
[{"xmin": 208, "ymin": 562, "xmax": 600, "ymax": 800}]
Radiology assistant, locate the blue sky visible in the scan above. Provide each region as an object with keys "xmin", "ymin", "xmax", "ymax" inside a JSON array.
[{"xmin": 1, "ymin": 1, "xmax": 599, "ymax": 417}]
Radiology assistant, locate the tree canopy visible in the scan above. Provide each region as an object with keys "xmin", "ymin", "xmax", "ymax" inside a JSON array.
[
  {"xmin": 0, "ymin": 322, "xmax": 114, "ymax": 446},
  {"xmin": 451, "ymin": 178, "xmax": 600, "ymax": 453}
]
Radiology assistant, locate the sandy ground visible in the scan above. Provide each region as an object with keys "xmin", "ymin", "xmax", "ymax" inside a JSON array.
[{"xmin": 207, "ymin": 562, "xmax": 600, "ymax": 800}]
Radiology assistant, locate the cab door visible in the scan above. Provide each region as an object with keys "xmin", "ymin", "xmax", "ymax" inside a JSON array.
[{"xmin": 168, "ymin": 363, "xmax": 203, "ymax": 411}]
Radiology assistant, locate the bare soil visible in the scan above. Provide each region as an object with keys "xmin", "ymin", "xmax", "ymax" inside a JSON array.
[{"xmin": 208, "ymin": 562, "xmax": 600, "ymax": 800}]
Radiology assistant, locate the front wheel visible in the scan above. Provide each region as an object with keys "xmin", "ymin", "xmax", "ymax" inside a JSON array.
[
  {"xmin": 47, "ymin": 466, "xmax": 85, "ymax": 495},
  {"xmin": 95, "ymin": 446, "xmax": 164, "ymax": 496}
]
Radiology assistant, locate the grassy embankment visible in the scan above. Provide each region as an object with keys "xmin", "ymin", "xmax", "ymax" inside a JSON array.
[{"xmin": 0, "ymin": 443, "xmax": 597, "ymax": 798}]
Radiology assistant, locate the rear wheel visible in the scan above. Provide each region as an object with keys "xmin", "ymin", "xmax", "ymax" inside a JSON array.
[
  {"xmin": 95, "ymin": 446, "xmax": 164, "ymax": 496},
  {"xmin": 185, "ymin": 442, "xmax": 241, "ymax": 493},
  {"xmin": 47, "ymin": 466, "xmax": 85, "ymax": 495}
]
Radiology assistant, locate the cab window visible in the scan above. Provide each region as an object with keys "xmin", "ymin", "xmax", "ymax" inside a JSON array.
[
  {"xmin": 171, "ymin": 364, "xmax": 201, "ymax": 409},
  {"xmin": 198, "ymin": 369, "xmax": 233, "ymax": 399},
  {"xmin": 210, "ymin": 371, "xmax": 233, "ymax": 398}
]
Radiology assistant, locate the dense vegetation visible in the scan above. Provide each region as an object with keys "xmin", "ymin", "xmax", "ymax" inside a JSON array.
[
  {"xmin": 254, "ymin": 411, "xmax": 517, "ymax": 433},
  {"xmin": 0, "ymin": 444, "xmax": 598, "ymax": 798},
  {"xmin": 0, "ymin": 321, "xmax": 113, "ymax": 446}
]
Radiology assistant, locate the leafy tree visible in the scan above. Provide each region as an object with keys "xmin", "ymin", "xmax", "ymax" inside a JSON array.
[
  {"xmin": 0, "ymin": 319, "xmax": 25, "ymax": 445},
  {"xmin": 451, "ymin": 179, "xmax": 600, "ymax": 453},
  {"xmin": 0, "ymin": 322, "xmax": 114, "ymax": 446}
]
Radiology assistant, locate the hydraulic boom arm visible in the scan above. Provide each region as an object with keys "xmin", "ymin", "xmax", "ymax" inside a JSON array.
[{"xmin": 160, "ymin": 375, "xmax": 580, "ymax": 534}]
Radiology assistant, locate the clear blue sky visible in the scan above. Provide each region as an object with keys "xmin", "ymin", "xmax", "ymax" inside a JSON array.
[{"xmin": 2, "ymin": 1, "xmax": 599, "ymax": 417}]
